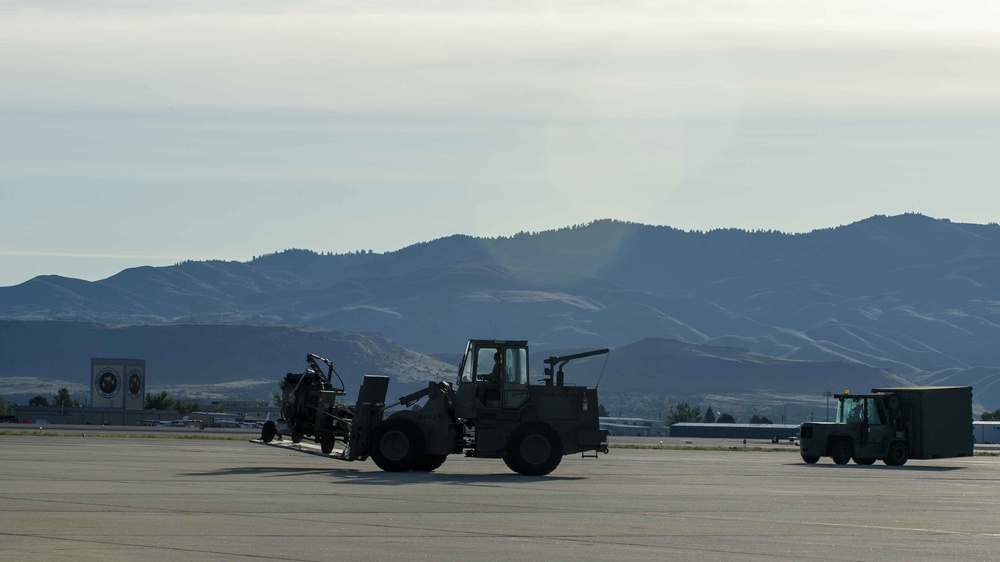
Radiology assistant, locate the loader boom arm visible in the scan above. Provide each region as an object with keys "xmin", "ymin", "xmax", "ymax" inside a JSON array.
[{"xmin": 543, "ymin": 348, "xmax": 609, "ymax": 386}]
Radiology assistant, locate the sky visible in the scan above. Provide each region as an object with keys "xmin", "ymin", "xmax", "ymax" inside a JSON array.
[{"xmin": 1, "ymin": 1, "xmax": 999, "ymax": 287}]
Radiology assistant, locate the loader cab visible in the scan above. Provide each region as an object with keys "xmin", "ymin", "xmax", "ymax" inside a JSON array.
[{"xmin": 456, "ymin": 340, "xmax": 530, "ymax": 411}]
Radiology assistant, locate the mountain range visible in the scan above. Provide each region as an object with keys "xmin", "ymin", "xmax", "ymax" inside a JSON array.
[{"xmin": 2, "ymin": 213, "xmax": 999, "ymax": 416}]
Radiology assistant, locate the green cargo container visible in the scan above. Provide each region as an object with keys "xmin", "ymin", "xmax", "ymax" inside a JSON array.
[{"xmin": 871, "ymin": 386, "xmax": 973, "ymax": 460}]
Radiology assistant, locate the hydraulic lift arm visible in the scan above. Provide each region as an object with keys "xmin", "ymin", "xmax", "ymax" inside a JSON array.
[{"xmin": 543, "ymin": 348, "xmax": 609, "ymax": 386}]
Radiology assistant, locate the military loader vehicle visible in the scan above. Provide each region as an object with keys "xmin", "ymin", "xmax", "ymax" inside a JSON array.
[
  {"xmin": 798, "ymin": 386, "xmax": 973, "ymax": 466},
  {"xmin": 260, "ymin": 339, "xmax": 610, "ymax": 476}
]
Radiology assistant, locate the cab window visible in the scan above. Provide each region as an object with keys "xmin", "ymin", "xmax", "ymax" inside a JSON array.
[
  {"xmin": 866, "ymin": 398, "xmax": 885, "ymax": 425},
  {"xmin": 505, "ymin": 347, "xmax": 528, "ymax": 385},
  {"xmin": 459, "ymin": 344, "xmax": 475, "ymax": 383}
]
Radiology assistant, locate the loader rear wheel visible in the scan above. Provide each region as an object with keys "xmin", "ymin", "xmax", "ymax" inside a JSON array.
[
  {"xmin": 883, "ymin": 441, "xmax": 908, "ymax": 466},
  {"xmin": 853, "ymin": 457, "xmax": 876, "ymax": 465},
  {"xmin": 504, "ymin": 422, "xmax": 563, "ymax": 476},
  {"xmin": 414, "ymin": 454, "xmax": 448, "ymax": 472},
  {"xmin": 261, "ymin": 420, "xmax": 277, "ymax": 443},
  {"xmin": 371, "ymin": 418, "xmax": 425, "ymax": 472},
  {"xmin": 830, "ymin": 440, "xmax": 852, "ymax": 465}
]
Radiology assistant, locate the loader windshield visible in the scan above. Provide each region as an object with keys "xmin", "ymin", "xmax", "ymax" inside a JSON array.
[{"xmin": 459, "ymin": 342, "xmax": 475, "ymax": 383}]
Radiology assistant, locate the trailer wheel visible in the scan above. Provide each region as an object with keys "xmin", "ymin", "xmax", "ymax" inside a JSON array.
[
  {"xmin": 801, "ymin": 455, "xmax": 820, "ymax": 464},
  {"xmin": 883, "ymin": 441, "xmax": 908, "ymax": 466},
  {"xmin": 261, "ymin": 420, "xmax": 277, "ymax": 443},
  {"xmin": 504, "ymin": 422, "xmax": 563, "ymax": 476},
  {"xmin": 414, "ymin": 454, "xmax": 448, "ymax": 472},
  {"xmin": 830, "ymin": 440, "xmax": 852, "ymax": 465},
  {"xmin": 320, "ymin": 431, "xmax": 335, "ymax": 455},
  {"xmin": 371, "ymin": 418, "xmax": 425, "ymax": 472},
  {"xmin": 853, "ymin": 457, "xmax": 876, "ymax": 465}
]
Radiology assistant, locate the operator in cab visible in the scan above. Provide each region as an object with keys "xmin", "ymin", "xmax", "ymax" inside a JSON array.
[{"xmin": 477, "ymin": 351, "xmax": 504, "ymax": 403}]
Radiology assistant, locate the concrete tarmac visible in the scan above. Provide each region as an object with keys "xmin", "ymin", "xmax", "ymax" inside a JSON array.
[{"xmin": 1, "ymin": 434, "xmax": 997, "ymax": 562}]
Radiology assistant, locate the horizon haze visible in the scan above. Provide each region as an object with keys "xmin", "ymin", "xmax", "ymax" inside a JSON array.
[{"xmin": 3, "ymin": 1, "xmax": 999, "ymax": 287}]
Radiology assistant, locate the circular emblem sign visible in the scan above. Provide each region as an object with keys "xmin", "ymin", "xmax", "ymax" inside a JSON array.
[
  {"xmin": 96, "ymin": 367, "xmax": 121, "ymax": 400},
  {"xmin": 127, "ymin": 369, "xmax": 143, "ymax": 400}
]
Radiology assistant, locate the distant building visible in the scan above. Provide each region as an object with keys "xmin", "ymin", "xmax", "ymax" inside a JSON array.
[
  {"xmin": 600, "ymin": 417, "xmax": 669, "ymax": 437},
  {"xmin": 669, "ymin": 422, "xmax": 800, "ymax": 440},
  {"xmin": 91, "ymin": 358, "xmax": 146, "ymax": 410},
  {"xmin": 973, "ymin": 421, "xmax": 1000, "ymax": 444}
]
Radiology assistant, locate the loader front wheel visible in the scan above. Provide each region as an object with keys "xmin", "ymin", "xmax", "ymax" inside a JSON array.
[
  {"xmin": 801, "ymin": 455, "xmax": 820, "ymax": 464},
  {"xmin": 504, "ymin": 422, "xmax": 563, "ymax": 476},
  {"xmin": 414, "ymin": 454, "xmax": 448, "ymax": 472},
  {"xmin": 371, "ymin": 418, "xmax": 425, "ymax": 472},
  {"xmin": 261, "ymin": 420, "xmax": 277, "ymax": 443}
]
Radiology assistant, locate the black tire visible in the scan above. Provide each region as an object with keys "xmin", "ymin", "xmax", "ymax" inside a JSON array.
[
  {"xmin": 291, "ymin": 433, "xmax": 303, "ymax": 444},
  {"xmin": 801, "ymin": 455, "xmax": 820, "ymax": 464},
  {"xmin": 883, "ymin": 441, "xmax": 908, "ymax": 466},
  {"xmin": 413, "ymin": 454, "xmax": 448, "ymax": 472},
  {"xmin": 830, "ymin": 440, "xmax": 852, "ymax": 465},
  {"xmin": 261, "ymin": 420, "xmax": 277, "ymax": 443},
  {"xmin": 504, "ymin": 422, "xmax": 563, "ymax": 476},
  {"xmin": 320, "ymin": 431, "xmax": 335, "ymax": 455},
  {"xmin": 853, "ymin": 457, "xmax": 876, "ymax": 465},
  {"xmin": 371, "ymin": 418, "xmax": 425, "ymax": 472}
]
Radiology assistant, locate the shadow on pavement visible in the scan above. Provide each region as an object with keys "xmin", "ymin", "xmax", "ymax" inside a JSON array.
[
  {"xmin": 789, "ymin": 463, "xmax": 966, "ymax": 472},
  {"xmin": 182, "ymin": 465, "xmax": 584, "ymax": 484}
]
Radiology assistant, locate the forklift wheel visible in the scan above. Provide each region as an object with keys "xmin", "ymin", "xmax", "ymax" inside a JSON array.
[
  {"xmin": 883, "ymin": 441, "xmax": 908, "ymax": 466},
  {"xmin": 320, "ymin": 431, "xmax": 336, "ymax": 455},
  {"xmin": 830, "ymin": 440, "xmax": 852, "ymax": 465},
  {"xmin": 261, "ymin": 420, "xmax": 277, "ymax": 443}
]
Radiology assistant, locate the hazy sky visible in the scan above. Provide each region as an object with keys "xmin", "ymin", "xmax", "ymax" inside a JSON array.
[{"xmin": 2, "ymin": 1, "xmax": 998, "ymax": 287}]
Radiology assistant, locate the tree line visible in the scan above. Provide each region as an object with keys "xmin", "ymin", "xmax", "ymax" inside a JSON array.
[
  {"xmin": 981, "ymin": 408, "xmax": 1000, "ymax": 421},
  {"xmin": 22, "ymin": 387, "xmax": 82, "ymax": 408},
  {"xmin": 664, "ymin": 402, "xmax": 771, "ymax": 425},
  {"xmin": 3, "ymin": 389, "xmax": 211, "ymax": 415},
  {"xmin": 7, "ymin": 389, "xmax": 996, "ymax": 423}
]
